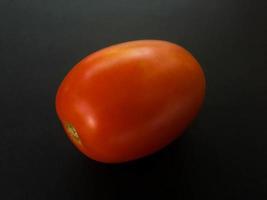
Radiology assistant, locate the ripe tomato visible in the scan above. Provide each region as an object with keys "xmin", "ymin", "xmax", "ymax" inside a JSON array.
[{"xmin": 56, "ymin": 40, "xmax": 205, "ymax": 163}]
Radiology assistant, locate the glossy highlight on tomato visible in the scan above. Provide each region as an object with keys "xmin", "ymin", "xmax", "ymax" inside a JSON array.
[{"xmin": 56, "ymin": 40, "xmax": 205, "ymax": 163}]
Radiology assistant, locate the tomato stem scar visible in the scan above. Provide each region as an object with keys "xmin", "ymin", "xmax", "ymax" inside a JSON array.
[{"xmin": 65, "ymin": 123, "xmax": 81, "ymax": 144}]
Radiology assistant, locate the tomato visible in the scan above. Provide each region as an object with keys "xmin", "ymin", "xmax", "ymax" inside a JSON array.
[{"xmin": 55, "ymin": 40, "xmax": 205, "ymax": 163}]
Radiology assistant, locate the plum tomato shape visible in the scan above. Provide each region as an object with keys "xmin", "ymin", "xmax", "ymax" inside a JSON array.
[{"xmin": 56, "ymin": 40, "xmax": 205, "ymax": 163}]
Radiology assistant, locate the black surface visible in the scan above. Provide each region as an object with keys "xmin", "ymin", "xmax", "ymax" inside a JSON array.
[{"xmin": 1, "ymin": 0, "xmax": 267, "ymax": 199}]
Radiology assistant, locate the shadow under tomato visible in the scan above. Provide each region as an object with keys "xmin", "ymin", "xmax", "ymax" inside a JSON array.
[{"xmin": 63, "ymin": 124, "xmax": 205, "ymax": 200}]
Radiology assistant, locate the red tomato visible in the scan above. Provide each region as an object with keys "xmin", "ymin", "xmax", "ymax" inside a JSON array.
[{"xmin": 56, "ymin": 40, "xmax": 205, "ymax": 163}]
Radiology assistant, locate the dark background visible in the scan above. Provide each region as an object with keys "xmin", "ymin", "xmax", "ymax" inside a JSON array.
[{"xmin": 1, "ymin": 0, "xmax": 267, "ymax": 199}]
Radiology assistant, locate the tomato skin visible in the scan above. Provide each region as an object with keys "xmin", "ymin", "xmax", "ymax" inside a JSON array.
[{"xmin": 56, "ymin": 40, "xmax": 205, "ymax": 163}]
